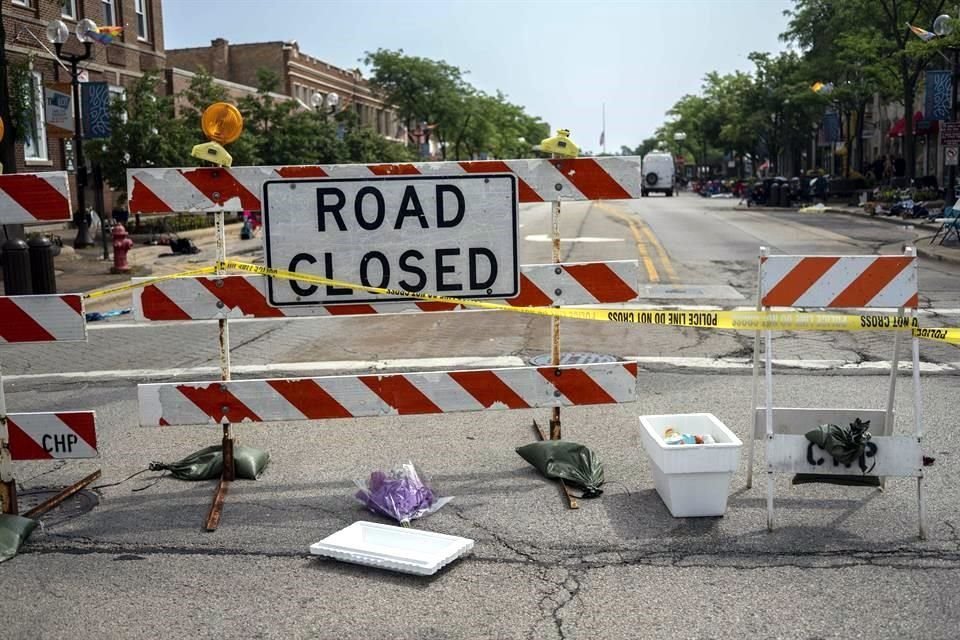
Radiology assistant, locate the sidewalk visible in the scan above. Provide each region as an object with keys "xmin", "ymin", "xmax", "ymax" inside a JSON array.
[
  {"xmin": 735, "ymin": 201, "xmax": 960, "ymax": 265},
  {"xmin": 0, "ymin": 222, "xmax": 263, "ymax": 313}
]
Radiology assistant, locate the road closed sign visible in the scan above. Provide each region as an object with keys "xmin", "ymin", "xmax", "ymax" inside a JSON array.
[{"xmin": 262, "ymin": 174, "xmax": 519, "ymax": 306}]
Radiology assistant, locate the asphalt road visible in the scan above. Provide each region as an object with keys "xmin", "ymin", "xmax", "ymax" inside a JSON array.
[{"xmin": 3, "ymin": 192, "xmax": 959, "ymax": 639}]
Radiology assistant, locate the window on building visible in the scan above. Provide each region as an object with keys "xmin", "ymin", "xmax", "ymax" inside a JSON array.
[
  {"xmin": 102, "ymin": 0, "xmax": 118, "ymax": 26},
  {"xmin": 11, "ymin": 0, "xmax": 33, "ymax": 7},
  {"xmin": 62, "ymin": 0, "xmax": 77, "ymax": 19},
  {"xmin": 135, "ymin": 0, "xmax": 149, "ymax": 40},
  {"xmin": 23, "ymin": 71, "xmax": 48, "ymax": 162}
]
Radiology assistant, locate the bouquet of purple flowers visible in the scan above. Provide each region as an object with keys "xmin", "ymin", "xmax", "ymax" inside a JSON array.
[{"xmin": 354, "ymin": 462, "xmax": 452, "ymax": 525}]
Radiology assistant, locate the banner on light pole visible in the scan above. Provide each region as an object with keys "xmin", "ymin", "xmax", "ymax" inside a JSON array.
[
  {"xmin": 80, "ymin": 82, "xmax": 111, "ymax": 139},
  {"xmin": 44, "ymin": 83, "xmax": 74, "ymax": 137}
]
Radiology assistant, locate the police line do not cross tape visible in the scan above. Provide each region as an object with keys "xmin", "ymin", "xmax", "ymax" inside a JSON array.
[
  {"xmin": 217, "ymin": 260, "xmax": 960, "ymax": 345},
  {"xmin": 74, "ymin": 260, "xmax": 959, "ymax": 346}
]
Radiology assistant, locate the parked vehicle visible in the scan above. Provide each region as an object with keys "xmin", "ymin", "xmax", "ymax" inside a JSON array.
[{"xmin": 641, "ymin": 152, "xmax": 676, "ymax": 197}]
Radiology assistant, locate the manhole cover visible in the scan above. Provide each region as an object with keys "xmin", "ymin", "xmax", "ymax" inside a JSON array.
[
  {"xmin": 16, "ymin": 488, "xmax": 99, "ymax": 527},
  {"xmin": 529, "ymin": 352, "xmax": 620, "ymax": 366}
]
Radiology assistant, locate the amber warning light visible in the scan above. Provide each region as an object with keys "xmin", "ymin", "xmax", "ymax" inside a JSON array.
[{"xmin": 191, "ymin": 102, "xmax": 243, "ymax": 167}]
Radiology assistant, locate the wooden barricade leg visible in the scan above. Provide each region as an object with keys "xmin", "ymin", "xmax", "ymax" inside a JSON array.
[{"xmin": 0, "ymin": 357, "xmax": 17, "ymax": 515}]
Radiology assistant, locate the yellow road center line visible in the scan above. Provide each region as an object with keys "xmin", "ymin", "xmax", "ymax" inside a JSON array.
[
  {"xmin": 596, "ymin": 202, "xmax": 659, "ymax": 283},
  {"xmin": 636, "ymin": 221, "xmax": 677, "ymax": 283}
]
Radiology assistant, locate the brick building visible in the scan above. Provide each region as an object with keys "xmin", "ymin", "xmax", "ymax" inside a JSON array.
[
  {"xmin": 2, "ymin": 0, "xmax": 165, "ymax": 214},
  {"xmin": 163, "ymin": 66, "xmax": 292, "ymax": 116},
  {"xmin": 166, "ymin": 38, "xmax": 404, "ymax": 141}
]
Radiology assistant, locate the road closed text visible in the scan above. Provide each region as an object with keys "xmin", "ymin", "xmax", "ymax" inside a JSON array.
[{"xmin": 263, "ymin": 175, "xmax": 519, "ymax": 306}]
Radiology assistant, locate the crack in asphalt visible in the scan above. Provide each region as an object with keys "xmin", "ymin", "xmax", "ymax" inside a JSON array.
[
  {"xmin": 21, "ymin": 520, "xmax": 960, "ymax": 639},
  {"xmin": 24, "ymin": 536, "xmax": 960, "ymax": 569}
]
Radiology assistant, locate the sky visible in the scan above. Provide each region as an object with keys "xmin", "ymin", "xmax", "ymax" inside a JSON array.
[{"xmin": 162, "ymin": 0, "xmax": 795, "ymax": 154}]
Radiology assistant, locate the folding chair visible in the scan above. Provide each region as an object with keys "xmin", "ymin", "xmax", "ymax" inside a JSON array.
[{"xmin": 930, "ymin": 199, "xmax": 960, "ymax": 245}]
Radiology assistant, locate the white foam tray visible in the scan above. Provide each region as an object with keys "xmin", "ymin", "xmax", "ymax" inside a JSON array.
[{"xmin": 309, "ymin": 521, "xmax": 475, "ymax": 575}]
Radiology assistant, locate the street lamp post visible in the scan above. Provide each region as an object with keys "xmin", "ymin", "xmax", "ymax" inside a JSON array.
[
  {"xmin": 673, "ymin": 131, "xmax": 686, "ymax": 178},
  {"xmin": 932, "ymin": 14, "xmax": 959, "ymax": 201},
  {"xmin": 46, "ymin": 19, "xmax": 96, "ymax": 249},
  {"xmin": 311, "ymin": 91, "xmax": 340, "ymax": 120}
]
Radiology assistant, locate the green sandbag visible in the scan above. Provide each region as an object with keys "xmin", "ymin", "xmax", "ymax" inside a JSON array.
[
  {"xmin": 516, "ymin": 440, "xmax": 604, "ymax": 498},
  {"xmin": 793, "ymin": 418, "xmax": 879, "ymax": 486},
  {"xmin": 150, "ymin": 445, "xmax": 270, "ymax": 480},
  {"xmin": 0, "ymin": 514, "xmax": 38, "ymax": 563}
]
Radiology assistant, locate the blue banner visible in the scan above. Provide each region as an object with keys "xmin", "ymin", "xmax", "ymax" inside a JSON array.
[
  {"xmin": 925, "ymin": 70, "xmax": 952, "ymax": 121},
  {"xmin": 820, "ymin": 111, "xmax": 841, "ymax": 144},
  {"xmin": 80, "ymin": 82, "xmax": 111, "ymax": 138}
]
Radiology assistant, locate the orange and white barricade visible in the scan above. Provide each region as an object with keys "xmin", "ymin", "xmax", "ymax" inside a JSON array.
[
  {"xmin": 0, "ymin": 173, "xmax": 100, "ymax": 515},
  {"xmin": 748, "ymin": 247, "xmax": 926, "ymax": 538},
  {"xmin": 126, "ymin": 157, "xmax": 646, "ymax": 527}
]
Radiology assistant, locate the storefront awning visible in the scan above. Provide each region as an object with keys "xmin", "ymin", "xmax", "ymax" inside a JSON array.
[{"xmin": 888, "ymin": 111, "xmax": 939, "ymax": 137}]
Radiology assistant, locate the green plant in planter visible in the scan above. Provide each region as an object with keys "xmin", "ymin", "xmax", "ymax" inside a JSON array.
[{"xmin": 805, "ymin": 418, "xmax": 877, "ymax": 474}]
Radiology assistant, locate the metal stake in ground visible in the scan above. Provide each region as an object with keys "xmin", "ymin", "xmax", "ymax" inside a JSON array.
[
  {"xmin": 205, "ymin": 209, "xmax": 235, "ymax": 532},
  {"xmin": 549, "ymin": 197, "xmax": 562, "ymax": 440}
]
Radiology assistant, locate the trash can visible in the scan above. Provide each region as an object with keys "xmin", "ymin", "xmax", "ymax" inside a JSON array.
[
  {"xmin": 28, "ymin": 236, "xmax": 57, "ymax": 294},
  {"xmin": 638, "ymin": 413, "xmax": 742, "ymax": 517},
  {"xmin": 1, "ymin": 238, "xmax": 32, "ymax": 295},
  {"xmin": 769, "ymin": 182, "xmax": 781, "ymax": 207},
  {"xmin": 780, "ymin": 182, "xmax": 791, "ymax": 207}
]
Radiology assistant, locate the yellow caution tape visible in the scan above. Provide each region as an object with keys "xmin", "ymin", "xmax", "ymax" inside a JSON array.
[
  {"xmin": 72, "ymin": 257, "xmax": 959, "ymax": 347},
  {"xmin": 83, "ymin": 266, "xmax": 218, "ymax": 300},
  {"xmin": 221, "ymin": 260, "xmax": 960, "ymax": 345},
  {"xmin": 912, "ymin": 327, "xmax": 960, "ymax": 345}
]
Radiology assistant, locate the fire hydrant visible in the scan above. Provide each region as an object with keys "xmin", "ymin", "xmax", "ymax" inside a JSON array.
[{"xmin": 111, "ymin": 224, "xmax": 133, "ymax": 273}]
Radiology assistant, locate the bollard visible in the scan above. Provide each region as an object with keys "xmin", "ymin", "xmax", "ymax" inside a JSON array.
[
  {"xmin": 1, "ymin": 239, "xmax": 32, "ymax": 295},
  {"xmin": 28, "ymin": 236, "xmax": 57, "ymax": 294}
]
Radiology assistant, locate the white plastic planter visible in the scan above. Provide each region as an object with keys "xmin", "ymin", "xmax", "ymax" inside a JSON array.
[
  {"xmin": 639, "ymin": 413, "xmax": 742, "ymax": 517},
  {"xmin": 310, "ymin": 521, "xmax": 474, "ymax": 575}
]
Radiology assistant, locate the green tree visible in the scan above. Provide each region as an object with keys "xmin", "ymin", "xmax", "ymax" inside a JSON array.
[
  {"xmin": 176, "ymin": 68, "xmax": 260, "ymax": 166},
  {"xmin": 238, "ymin": 69, "xmax": 340, "ymax": 165},
  {"xmin": 85, "ymin": 72, "xmax": 189, "ymax": 200},
  {"xmin": 364, "ymin": 49, "xmax": 469, "ymax": 157},
  {"xmin": 786, "ymin": 0, "xmax": 950, "ymax": 179},
  {"xmin": 364, "ymin": 49, "xmax": 548, "ymax": 160}
]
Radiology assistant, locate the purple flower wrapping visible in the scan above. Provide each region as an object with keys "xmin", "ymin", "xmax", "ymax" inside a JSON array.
[{"xmin": 355, "ymin": 464, "xmax": 438, "ymax": 524}]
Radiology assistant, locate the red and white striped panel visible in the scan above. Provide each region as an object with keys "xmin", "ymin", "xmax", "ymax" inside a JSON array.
[
  {"xmin": 138, "ymin": 362, "xmax": 638, "ymax": 426},
  {"xmin": 760, "ymin": 255, "xmax": 918, "ymax": 309},
  {"xmin": 6, "ymin": 412, "xmax": 98, "ymax": 460},
  {"xmin": 126, "ymin": 157, "xmax": 643, "ymax": 214},
  {"xmin": 0, "ymin": 172, "xmax": 72, "ymax": 224},
  {"xmin": 133, "ymin": 261, "xmax": 639, "ymax": 321},
  {"xmin": 0, "ymin": 295, "xmax": 86, "ymax": 343}
]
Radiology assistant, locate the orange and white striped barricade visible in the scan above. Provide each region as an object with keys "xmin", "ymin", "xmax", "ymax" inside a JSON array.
[
  {"xmin": 139, "ymin": 362, "xmax": 638, "ymax": 426},
  {"xmin": 0, "ymin": 295, "xmax": 99, "ymax": 514},
  {"xmin": 125, "ymin": 157, "xmax": 644, "ymax": 213},
  {"xmin": 0, "ymin": 172, "xmax": 72, "ymax": 224},
  {"xmin": 0, "ymin": 174, "xmax": 100, "ymax": 515},
  {"xmin": 748, "ymin": 247, "xmax": 926, "ymax": 538},
  {"xmin": 126, "ymin": 158, "xmax": 644, "ymax": 526},
  {"xmin": 132, "ymin": 260, "xmax": 641, "ymax": 321}
]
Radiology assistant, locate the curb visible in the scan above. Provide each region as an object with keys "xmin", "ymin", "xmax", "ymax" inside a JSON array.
[{"xmin": 914, "ymin": 243, "xmax": 960, "ymax": 266}]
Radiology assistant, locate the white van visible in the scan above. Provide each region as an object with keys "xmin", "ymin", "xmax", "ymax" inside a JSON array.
[{"xmin": 641, "ymin": 152, "xmax": 676, "ymax": 197}]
